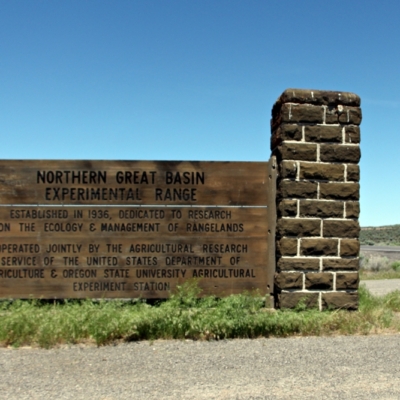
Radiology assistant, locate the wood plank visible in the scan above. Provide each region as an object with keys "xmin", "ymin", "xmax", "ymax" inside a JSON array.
[
  {"xmin": 0, "ymin": 160, "xmax": 268, "ymax": 206},
  {"xmin": 0, "ymin": 237, "xmax": 269, "ymax": 298},
  {"xmin": 0, "ymin": 206, "xmax": 267, "ymax": 238},
  {"xmin": 0, "ymin": 267, "xmax": 270, "ymax": 298}
]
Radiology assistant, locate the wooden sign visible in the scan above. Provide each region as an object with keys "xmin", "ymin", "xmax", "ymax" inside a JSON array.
[{"xmin": 0, "ymin": 160, "xmax": 276, "ymax": 299}]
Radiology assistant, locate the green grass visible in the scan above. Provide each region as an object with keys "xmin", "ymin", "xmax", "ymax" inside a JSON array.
[{"xmin": 1, "ymin": 282, "xmax": 400, "ymax": 348}]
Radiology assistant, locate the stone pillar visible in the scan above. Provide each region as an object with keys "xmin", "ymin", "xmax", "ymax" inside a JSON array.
[{"xmin": 271, "ymin": 89, "xmax": 361, "ymax": 310}]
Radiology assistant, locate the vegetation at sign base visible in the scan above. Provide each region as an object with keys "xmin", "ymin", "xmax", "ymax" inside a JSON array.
[
  {"xmin": 360, "ymin": 224, "xmax": 400, "ymax": 246},
  {"xmin": 1, "ymin": 281, "xmax": 400, "ymax": 348}
]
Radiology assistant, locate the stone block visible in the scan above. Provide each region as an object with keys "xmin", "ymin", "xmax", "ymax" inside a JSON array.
[
  {"xmin": 346, "ymin": 201, "xmax": 360, "ymax": 218},
  {"xmin": 324, "ymin": 106, "xmax": 339, "ymax": 124},
  {"xmin": 320, "ymin": 144, "xmax": 361, "ymax": 163},
  {"xmin": 319, "ymin": 183, "xmax": 359, "ymax": 200},
  {"xmin": 305, "ymin": 273, "xmax": 333, "ymax": 290},
  {"xmin": 345, "ymin": 125, "xmax": 360, "ymax": 144},
  {"xmin": 299, "ymin": 200, "xmax": 344, "ymax": 218},
  {"xmin": 323, "ymin": 220, "xmax": 360, "ymax": 238},
  {"xmin": 275, "ymin": 89, "xmax": 361, "ymax": 107},
  {"xmin": 340, "ymin": 239, "xmax": 360, "ymax": 257},
  {"xmin": 322, "ymin": 292, "xmax": 358, "ymax": 310},
  {"xmin": 336, "ymin": 273, "xmax": 359, "ymax": 290},
  {"xmin": 280, "ymin": 103, "xmax": 324, "ymax": 124},
  {"xmin": 279, "ymin": 181, "xmax": 318, "ymax": 199},
  {"xmin": 277, "ymin": 238, "xmax": 298, "ymax": 256},
  {"xmin": 278, "ymin": 292, "xmax": 319, "ymax": 309},
  {"xmin": 338, "ymin": 107, "xmax": 362, "ymax": 125},
  {"xmin": 275, "ymin": 272, "xmax": 303, "ymax": 290},
  {"xmin": 323, "ymin": 258, "xmax": 359, "ymax": 271},
  {"xmin": 346, "ymin": 164, "xmax": 360, "ymax": 182},
  {"xmin": 277, "ymin": 258, "xmax": 320, "ymax": 271},
  {"xmin": 299, "ymin": 162, "xmax": 344, "ymax": 181},
  {"xmin": 278, "ymin": 200, "xmax": 298, "ymax": 217},
  {"xmin": 325, "ymin": 106, "xmax": 362, "ymax": 125},
  {"xmin": 271, "ymin": 124, "xmax": 302, "ymax": 148},
  {"xmin": 280, "ymin": 161, "xmax": 298, "ymax": 179},
  {"xmin": 304, "ymin": 125, "xmax": 342, "ymax": 143},
  {"xmin": 300, "ymin": 238, "xmax": 338, "ymax": 256},
  {"xmin": 277, "ymin": 219, "xmax": 321, "ymax": 238},
  {"xmin": 276, "ymin": 143, "xmax": 317, "ymax": 162}
]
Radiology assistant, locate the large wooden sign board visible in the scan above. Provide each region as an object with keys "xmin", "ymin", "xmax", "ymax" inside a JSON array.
[{"xmin": 0, "ymin": 160, "xmax": 276, "ymax": 299}]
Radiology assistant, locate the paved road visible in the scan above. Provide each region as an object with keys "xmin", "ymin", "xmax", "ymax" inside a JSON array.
[
  {"xmin": 360, "ymin": 245, "xmax": 400, "ymax": 262},
  {"xmin": 361, "ymin": 245, "xmax": 400, "ymax": 253},
  {"xmin": 1, "ymin": 335, "xmax": 400, "ymax": 399}
]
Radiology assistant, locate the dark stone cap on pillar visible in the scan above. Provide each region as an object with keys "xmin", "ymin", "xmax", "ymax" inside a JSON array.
[{"xmin": 275, "ymin": 88, "xmax": 361, "ymax": 107}]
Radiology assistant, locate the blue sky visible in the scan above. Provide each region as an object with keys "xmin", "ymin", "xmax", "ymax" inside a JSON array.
[{"xmin": 1, "ymin": 0, "xmax": 399, "ymax": 227}]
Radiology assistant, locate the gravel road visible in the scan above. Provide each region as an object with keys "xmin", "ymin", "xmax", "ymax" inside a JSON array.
[{"xmin": 1, "ymin": 335, "xmax": 400, "ymax": 399}]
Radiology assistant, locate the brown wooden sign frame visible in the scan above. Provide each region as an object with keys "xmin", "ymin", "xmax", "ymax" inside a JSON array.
[{"xmin": 0, "ymin": 159, "xmax": 276, "ymax": 299}]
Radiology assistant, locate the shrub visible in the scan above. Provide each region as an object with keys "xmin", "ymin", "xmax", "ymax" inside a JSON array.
[
  {"xmin": 360, "ymin": 255, "xmax": 391, "ymax": 272},
  {"xmin": 391, "ymin": 261, "xmax": 400, "ymax": 271}
]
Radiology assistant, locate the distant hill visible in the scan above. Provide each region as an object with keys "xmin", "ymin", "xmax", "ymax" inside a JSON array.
[{"xmin": 360, "ymin": 225, "xmax": 400, "ymax": 246}]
